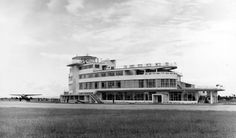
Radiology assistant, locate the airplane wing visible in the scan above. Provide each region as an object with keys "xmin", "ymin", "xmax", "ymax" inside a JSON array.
[
  {"xmin": 24, "ymin": 94, "xmax": 42, "ymax": 96},
  {"xmin": 11, "ymin": 94, "xmax": 24, "ymax": 96},
  {"xmin": 10, "ymin": 94, "xmax": 42, "ymax": 96}
]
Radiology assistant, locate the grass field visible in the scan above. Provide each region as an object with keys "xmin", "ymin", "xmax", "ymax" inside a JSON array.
[{"xmin": 0, "ymin": 108, "xmax": 236, "ymax": 138}]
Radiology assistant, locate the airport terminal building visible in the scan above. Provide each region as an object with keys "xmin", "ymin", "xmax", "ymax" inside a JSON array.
[{"xmin": 60, "ymin": 55, "xmax": 224, "ymax": 104}]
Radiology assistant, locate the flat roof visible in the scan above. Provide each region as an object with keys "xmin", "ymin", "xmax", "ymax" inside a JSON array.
[
  {"xmin": 94, "ymin": 88, "xmax": 224, "ymax": 93},
  {"xmin": 181, "ymin": 88, "xmax": 225, "ymax": 91},
  {"xmin": 67, "ymin": 62, "xmax": 83, "ymax": 67},
  {"xmin": 91, "ymin": 66, "xmax": 177, "ymax": 73},
  {"xmin": 60, "ymin": 88, "xmax": 224, "ymax": 96},
  {"xmin": 72, "ymin": 56, "xmax": 97, "ymax": 60}
]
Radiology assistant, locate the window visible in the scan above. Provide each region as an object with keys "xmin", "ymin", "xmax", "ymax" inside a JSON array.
[
  {"xmin": 115, "ymin": 71, "xmax": 123, "ymax": 76},
  {"xmin": 108, "ymin": 72, "xmax": 115, "ymax": 76},
  {"xmin": 116, "ymin": 92, "xmax": 123, "ymax": 100},
  {"xmin": 125, "ymin": 70, "xmax": 133, "ymax": 75},
  {"xmin": 82, "ymin": 83, "xmax": 86, "ymax": 89},
  {"xmin": 101, "ymin": 72, "xmax": 106, "ymax": 77},
  {"xmin": 116, "ymin": 81, "xmax": 121, "ymax": 88},
  {"xmin": 81, "ymin": 65, "xmax": 93, "ymax": 70},
  {"xmin": 79, "ymin": 96, "xmax": 84, "ymax": 100},
  {"xmin": 95, "ymin": 73, "xmax": 99, "ymax": 77},
  {"xmin": 88, "ymin": 74, "xmax": 93, "ymax": 78},
  {"xmin": 79, "ymin": 83, "xmax": 83, "ymax": 89},
  {"xmin": 125, "ymin": 92, "xmax": 133, "ymax": 100},
  {"xmin": 95, "ymin": 64, "xmax": 100, "ymax": 68},
  {"xmin": 169, "ymin": 92, "xmax": 182, "ymax": 101},
  {"xmin": 108, "ymin": 81, "xmax": 115, "ymax": 88},
  {"xmin": 101, "ymin": 82, "xmax": 107, "ymax": 88},
  {"xmin": 183, "ymin": 92, "xmax": 196, "ymax": 101},
  {"xmin": 161, "ymin": 79, "xmax": 169, "ymax": 87},
  {"xmin": 107, "ymin": 93, "xmax": 114, "ymax": 100},
  {"xmin": 94, "ymin": 82, "xmax": 99, "ymax": 89},
  {"xmin": 102, "ymin": 65, "xmax": 107, "ymax": 70},
  {"xmin": 136, "ymin": 70, "xmax": 144, "ymax": 75},
  {"xmin": 102, "ymin": 92, "xmax": 106, "ymax": 100},
  {"xmin": 170, "ymin": 79, "xmax": 176, "ymax": 87},
  {"xmin": 147, "ymin": 79, "xmax": 155, "ymax": 88},
  {"xmin": 134, "ymin": 93, "xmax": 144, "ymax": 100},
  {"xmin": 139, "ymin": 80, "xmax": 144, "ymax": 88},
  {"xmin": 89, "ymin": 82, "xmax": 93, "ymax": 89},
  {"xmin": 85, "ymin": 82, "xmax": 89, "ymax": 89}
]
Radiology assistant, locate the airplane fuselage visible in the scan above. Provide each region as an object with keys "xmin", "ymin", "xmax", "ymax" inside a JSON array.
[{"xmin": 19, "ymin": 95, "xmax": 32, "ymax": 101}]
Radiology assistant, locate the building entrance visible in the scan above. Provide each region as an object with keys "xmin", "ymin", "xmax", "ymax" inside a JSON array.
[{"xmin": 153, "ymin": 95, "xmax": 162, "ymax": 103}]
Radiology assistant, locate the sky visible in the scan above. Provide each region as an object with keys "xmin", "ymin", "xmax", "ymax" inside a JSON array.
[{"xmin": 0, "ymin": 0, "xmax": 236, "ymax": 97}]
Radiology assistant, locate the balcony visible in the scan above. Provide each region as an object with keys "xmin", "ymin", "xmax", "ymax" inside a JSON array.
[
  {"xmin": 144, "ymin": 72, "xmax": 177, "ymax": 75},
  {"xmin": 119, "ymin": 62, "xmax": 177, "ymax": 69}
]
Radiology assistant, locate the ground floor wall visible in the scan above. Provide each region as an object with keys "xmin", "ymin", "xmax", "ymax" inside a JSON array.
[{"xmin": 60, "ymin": 90, "xmax": 218, "ymax": 104}]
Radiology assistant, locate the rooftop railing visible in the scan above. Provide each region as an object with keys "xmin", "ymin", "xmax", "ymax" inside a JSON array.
[
  {"xmin": 119, "ymin": 62, "xmax": 177, "ymax": 69},
  {"xmin": 71, "ymin": 59, "xmax": 98, "ymax": 64}
]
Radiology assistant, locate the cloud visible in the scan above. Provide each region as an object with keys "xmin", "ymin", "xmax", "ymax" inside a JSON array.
[
  {"xmin": 1, "ymin": 0, "xmax": 236, "ymax": 96},
  {"xmin": 47, "ymin": 0, "xmax": 68, "ymax": 12},
  {"xmin": 40, "ymin": 52, "xmax": 71, "ymax": 61},
  {"xmin": 66, "ymin": 0, "xmax": 84, "ymax": 15},
  {"xmin": 118, "ymin": 0, "xmax": 174, "ymax": 26}
]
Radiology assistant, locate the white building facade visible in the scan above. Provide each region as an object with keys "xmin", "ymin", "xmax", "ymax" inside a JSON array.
[{"xmin": 60, "ymin": 55, "xmax": 223, "ymax": 104}]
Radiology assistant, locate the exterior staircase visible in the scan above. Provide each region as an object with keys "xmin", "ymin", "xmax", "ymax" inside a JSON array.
[
  {"xmin": 177, "ymin": 82, "xmax": 183, "ymax": 89},
  {"xmin": 89, "ymin": 94, "xmax": 103, "ymax": 104}
]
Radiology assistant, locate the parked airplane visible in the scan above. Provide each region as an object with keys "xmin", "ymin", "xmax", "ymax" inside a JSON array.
[{"xmin": 10, "ymin": 94, "xmax": 42, "ymax": 101}]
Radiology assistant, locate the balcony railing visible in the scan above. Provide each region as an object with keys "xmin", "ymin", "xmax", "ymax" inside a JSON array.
[
  {"xmin": 119, "ymin": 62, "xmax": 177, "ymax": 69},
  {"xmin": 144, "ymin": 72, "xmax": 177, "ymax": 75},
  {"xmin": 79, "ymin": 71, "xmax": 178, "ymax": 80}
]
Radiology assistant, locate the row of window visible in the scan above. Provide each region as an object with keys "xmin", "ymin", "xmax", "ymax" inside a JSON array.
[
  {"xmin": 169, "ymin": 92, "xmax": 196, "ymax": 101},
  {"xmin": 79, "ymin": 64, "xmax": 94, "ymax": 70},
  {"xmin": 61, "ymin": 95, "xmax": 85, "ymax": 100},
  {"xmin": 62, "ymin": 92, "xmax": 196, "ymax": 101},
  {"xmin": 79, "ymin": 79, "xmax": 176, "ymax": 90},
  {"xmin": 101, "ymin": 92, "xmax": 196, "ymax": 101},
  {"xmin": 101, "ymin": 92, "xmax": 156, "ymax": 101},
  {"xmin": 79, "ymin": 71, "xmax": 123, "ymax": 79},
  {"xmin": 79, "ymin": 64, "xmax": 115, "ymax": 71},
  {"xmin": 79, "ymin": 70, "xmax": 176, "ymax": 79},
  {"xmin": 82, "ymin": 64, "xmax": 101, "ymax": 70}
]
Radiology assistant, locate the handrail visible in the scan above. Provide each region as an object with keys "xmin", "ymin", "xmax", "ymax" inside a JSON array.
[
  {"xmin": 89, "ymin": 94, "xmax": 103, "ymax": 104},
  {"xmin": 144, "ymin": 72, "xmax": 177, "ymax": 75},
  {"xmin": 78, "ymin": 71, "xmax": 178, "ymax": 79},
  {"xmin": 118, "ymin": 62, "xmax": 177, "ymax": 69}
]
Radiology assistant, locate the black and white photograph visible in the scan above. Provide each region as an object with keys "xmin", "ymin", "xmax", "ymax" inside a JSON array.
[{"xmin": 0, "ymin": 0, "xmax": 236, "ymax": 137}]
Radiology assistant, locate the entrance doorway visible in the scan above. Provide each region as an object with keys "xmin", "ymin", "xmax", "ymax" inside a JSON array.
[
  {"xmin": 153, "ymin": 95, "xmax": 162, "ymax": 103},
  {"xmin": 144, "ymin": 92, "xmax": 149, "ymax": 100}
]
